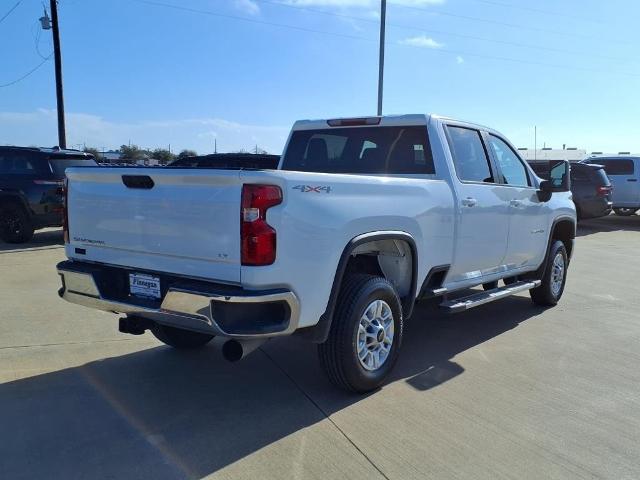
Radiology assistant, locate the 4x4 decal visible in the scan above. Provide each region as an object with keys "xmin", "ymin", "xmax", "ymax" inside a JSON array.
[{"xmin": 292, "ymin": 185, "xmax": 331, "ymax": 193}]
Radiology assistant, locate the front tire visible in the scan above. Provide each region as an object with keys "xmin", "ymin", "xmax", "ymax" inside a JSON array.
[
  {"xmin": 530, "ymin": 240, "xmax": 568, "ymax": 306},
  {"xmin": 0, "ymin": 204, "xmax": 34, "ymax": 244},
  {"xmin": 151, "ymin": 324, "xmax": 214, "ymax": 349},
  {"xmin": 318, "ymin": 275, "xmax": 403, "ymax": 393}
]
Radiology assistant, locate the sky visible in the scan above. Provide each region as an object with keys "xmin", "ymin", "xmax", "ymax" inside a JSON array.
[{"xmin": 1, "ymin": 0, "xmax": 639, "ymax": 155}]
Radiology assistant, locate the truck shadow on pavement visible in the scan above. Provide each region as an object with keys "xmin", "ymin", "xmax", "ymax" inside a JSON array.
[
  {"xmin": 0, "ymin": 296, "xmax": 543, "ymax": 479},
  {"xmin": 0, "ymin": 229, "xmax": 64, "ymax": 253},
  {"xmin": 577, "ymin": 214, "xmax": 640, "ymax": 237}
]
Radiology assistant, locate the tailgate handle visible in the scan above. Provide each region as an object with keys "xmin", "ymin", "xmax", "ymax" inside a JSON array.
[{"xmin": 122, "ymin": 175, "xmax": 155, "ymax": 189}]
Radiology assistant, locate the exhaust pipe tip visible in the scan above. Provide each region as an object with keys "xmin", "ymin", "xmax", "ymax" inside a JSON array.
[
  {"xmin": 222, "ymin": 338, "xmax": 266, "ymax": 362},
  {"xmin": 222, "ymin": 340, "xmax": 244, "ymax": 362}
]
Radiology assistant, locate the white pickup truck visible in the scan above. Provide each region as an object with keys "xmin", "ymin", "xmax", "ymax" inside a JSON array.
[{"xmin": 57, "ymin": 114, "xmax": 576, "ymax": 392}]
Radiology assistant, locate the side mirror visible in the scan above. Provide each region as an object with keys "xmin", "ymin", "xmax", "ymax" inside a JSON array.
[{"xmin": 537, "ymin": 160, "xmax": 571, "ymax": 201}]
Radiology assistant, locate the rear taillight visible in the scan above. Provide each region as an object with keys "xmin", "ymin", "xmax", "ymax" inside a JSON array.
[
  {"xmin": 596, "ymin": 186, "xmax": 611, "ymax": 197},
  {"xmin": 241, "ymin": 184, "xmax": 282, "ymax": 266},
  {"xmin": 62, "ymin": 178, "xmax": 69, "ymax": 244}
]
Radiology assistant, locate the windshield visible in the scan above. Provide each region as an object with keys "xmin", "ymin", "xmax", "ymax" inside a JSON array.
[
  {"xmin": 48, "ymin": 157, "xmax": 97, "ymax": 176},
  {"xmin": 281, "ymin": 126, "xmax": 435, "ymax": 175}
]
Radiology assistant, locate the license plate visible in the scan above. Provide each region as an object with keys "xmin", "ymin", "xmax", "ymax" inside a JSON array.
[{"xmin": 129, "ymin": 273, "xmax": 161, "ymax": 299}]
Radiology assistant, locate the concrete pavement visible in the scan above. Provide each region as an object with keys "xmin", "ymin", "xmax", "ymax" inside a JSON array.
[{"xmin": 1, "ymin": 216, "xmax": 639, "ymax": 479}]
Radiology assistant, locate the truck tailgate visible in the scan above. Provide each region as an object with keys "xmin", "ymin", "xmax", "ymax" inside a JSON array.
[{"xmin": 65, "ymin": 167, "xmax": 242, "ymax": 283}]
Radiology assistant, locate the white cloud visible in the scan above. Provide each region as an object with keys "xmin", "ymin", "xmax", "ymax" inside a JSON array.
[
  {"xmin": 399, "ymin": 35, "xmax": 444, "ymax": 49},
  {"xmin": 0, "ymin": 110, "xmax": 290, "ymax": 155},
  {"xmin": 234, "ymin": 0, "xmax": 260, "ymax": 15},
  {"xmin": 456, "ymin": 55, "xmax": 464, "ymax": 64}
]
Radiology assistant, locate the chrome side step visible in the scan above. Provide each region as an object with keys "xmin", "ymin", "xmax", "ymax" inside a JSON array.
[{"xmin": 440, "ymin": 280, "xmax": 541, "ymax": 314}]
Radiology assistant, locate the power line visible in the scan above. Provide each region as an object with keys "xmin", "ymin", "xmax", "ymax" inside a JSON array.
[
  {"xmin": 467, "ymin": 0, "xmax": 598, "ymax": 23},
  {"xmin": 0, "ymin": 54, "xmax": 52, "ymax": 88},
  {"xmin": 128, "ymin": 0, "xmax": 640, "ymax": 78},
  {"xmin": 252, "ymin": 0, "xmax": 636, "ymax": 65},
  {"xmin": 0, "ymin": 1, "xmax": 22, "ymax": 25},
  {"xmin": 130, "ymin": 0, "xmax": 368, "ymax": 42},
  {"xmin": 394, "ymin": 3, "xmax": 629, "ymax": 45}
]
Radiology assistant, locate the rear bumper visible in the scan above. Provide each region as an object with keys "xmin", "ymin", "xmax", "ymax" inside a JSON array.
[
  {"xmin": 576, "ymin": 198, "xmax": 612, "ymax": 219},
  {"xmin": 57, "ymin": 260, "xmax": 299, "ymax": 338}
]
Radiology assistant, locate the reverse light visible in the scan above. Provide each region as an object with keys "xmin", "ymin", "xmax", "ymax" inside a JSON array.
[{"xmin": 241, "ymin": 184, "xmax": 282, "ymax": 266}]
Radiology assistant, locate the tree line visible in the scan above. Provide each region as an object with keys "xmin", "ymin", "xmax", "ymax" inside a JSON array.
[
  {"xmin": 82, "ymin": 144, "xmax": 271, "ymax": 164},
  {"xmin": 83, "ymin": 145, "xmax": 197, "ymax": 164}
]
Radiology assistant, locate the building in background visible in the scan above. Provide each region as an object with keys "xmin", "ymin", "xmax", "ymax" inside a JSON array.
[
  {"xmin": 518, "ymin": 147, "xmax": 640, "ymax": 163},
  {"xmin": 517, "ymin": 147, "xmax": 587, "ymax": 162}
]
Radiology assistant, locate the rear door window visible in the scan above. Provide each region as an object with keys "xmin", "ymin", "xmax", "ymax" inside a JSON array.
[
  {"xmin": 281, "ymin": 126, "xmax": 435, "ymax": 175},
  {"xmin": 446, "ymin": 126, "xmax": 494, "ymax": 183}
]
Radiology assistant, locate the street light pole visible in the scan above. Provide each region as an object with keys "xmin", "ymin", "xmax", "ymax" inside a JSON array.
[
  {"xmin": 377, "ymin": 0, "xmax": 386, "ymax": 116},
  {"xmin": 50, "ymin": 0, "xmax": 66, "ymax": 149}
]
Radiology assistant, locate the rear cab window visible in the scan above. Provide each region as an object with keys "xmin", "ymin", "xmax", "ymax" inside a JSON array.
[{"xmin": 281, "ymin": 126, "xmax": 435, "ymax": 175}]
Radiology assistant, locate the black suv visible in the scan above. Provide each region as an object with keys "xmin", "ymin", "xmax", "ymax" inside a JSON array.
[
  {"xmin": 0, "ymin": 146, "xmax": 97, "ymax": 243},
  {"xmin": 528, "ymin": 161, "xmax": 612, "ymax": 220}
]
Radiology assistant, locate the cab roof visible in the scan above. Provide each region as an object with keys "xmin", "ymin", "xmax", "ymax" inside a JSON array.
[{"xmin": 291, "ymin": 114, "xmax": 495, "ymax": 134}]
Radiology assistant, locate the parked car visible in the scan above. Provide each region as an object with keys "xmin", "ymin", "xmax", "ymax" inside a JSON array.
[
  {"xmin": 169, "ymin": 153, "xmax": 280, "ymax": 169},
  {"xmin": 528, "ymin": 161, "xmax": 612, "ymax": 220},
  {"xmin": 0, "ymin": 146, "xmax": 97, "ymax": 243},
  {"xmin": 582, "ymin": 156, "xmax": 640, "ymax": 216},
  {"xmin": 56, "ymin": 114, "xmax": 576, "ymax": 392}
]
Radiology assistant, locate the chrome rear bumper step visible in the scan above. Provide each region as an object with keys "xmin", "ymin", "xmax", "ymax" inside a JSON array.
[{"xmin": 440, "ymin": 280, "xmax": 541, "ymax": 313}]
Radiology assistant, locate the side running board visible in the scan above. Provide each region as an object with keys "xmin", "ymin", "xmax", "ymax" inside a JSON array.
[{"xmin": 440, "ymin": 280, "xmax": 541, "ymax": 314}]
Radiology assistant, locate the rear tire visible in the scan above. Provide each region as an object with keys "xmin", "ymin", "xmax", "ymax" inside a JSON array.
[
  {"xmin": 151, "ymin": 324, "xmax": 214, "ymax": 349},
  {"xmin": 614, "ymin": 207, "xmax": 637, "ymax": 216},
  {"xmin": 530, "ymin": 240, "xmax": 568, "ymax": 307},
  {"xmin": 0, "ymin": 204, "xmax": 34, "ymax": 244},
  {"xmin": 318, "ymin": 275, "xmax": 403, "ymax": 393}
]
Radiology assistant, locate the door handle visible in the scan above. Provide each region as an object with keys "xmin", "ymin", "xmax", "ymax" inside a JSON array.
[
  {"xmin": 461, "ymin": 197, "xmax": 478, "ymax": 207},
  {"xmin": 510, "ymin": 199, "xmax": 523, "ymax": 207}
]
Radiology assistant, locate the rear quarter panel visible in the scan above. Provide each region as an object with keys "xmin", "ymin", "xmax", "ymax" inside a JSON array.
[{"xmin": 239, "ymin": 170, "xmax": 455, "ymax": 329}]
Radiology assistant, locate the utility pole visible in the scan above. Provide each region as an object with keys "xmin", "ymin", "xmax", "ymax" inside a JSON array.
[
  {"xmin": 534, "ymin": 126, "xmax": 537, "ymax": 161},
  {"xmin": 50, "ymin": 0, "xmax": 66, "ymax": 149},
  {"xmin": 377, "ymin": 0, "xmax": 386, "ymax": 116}
]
